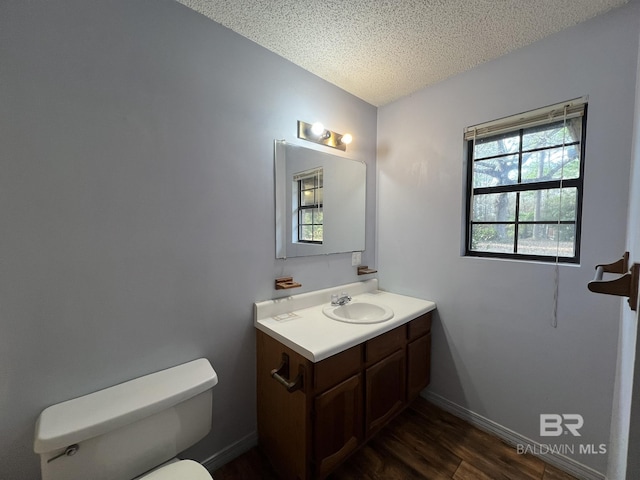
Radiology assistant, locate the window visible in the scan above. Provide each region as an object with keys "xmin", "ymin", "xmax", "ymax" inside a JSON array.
[
  {"xmin": 464, "ymin": 99, "xmax": 587, "ymax": 263},
  {"xmin": 294, "ymin": 168, "xmax": 323, "ymax": 243}
]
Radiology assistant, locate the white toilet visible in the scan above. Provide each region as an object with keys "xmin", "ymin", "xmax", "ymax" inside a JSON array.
[{"xmin": 34, "ymin": 358, "xmax": 218, "ymax": 480}]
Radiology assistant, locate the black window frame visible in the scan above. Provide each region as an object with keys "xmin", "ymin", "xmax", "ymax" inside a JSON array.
[
  {"xmin": 296, "ymin": 171, "xmax": 323, "ymax": 244},
  {"xmin": 465, "ymin": 105, "xmax": 587, "ymax": 263}
]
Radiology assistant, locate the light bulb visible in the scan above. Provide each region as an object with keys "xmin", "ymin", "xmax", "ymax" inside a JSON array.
[
  {"xmin": 311, "ymin": 122, "xmax": 325, "ymax": 136},
  {"xmin": 340, "ymin": 133, "xmax": 353, "ymax": 145}
]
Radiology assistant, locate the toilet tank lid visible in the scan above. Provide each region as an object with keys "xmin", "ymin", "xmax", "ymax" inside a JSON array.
[{"xmin": 34, "ymin": 358, "xmax": 218, "ymax": 454}]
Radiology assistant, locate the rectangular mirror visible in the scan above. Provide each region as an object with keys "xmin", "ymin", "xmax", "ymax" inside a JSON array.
[{"xmin": 275, "ymin": 140, "xmax": 366, "ymax": 258}]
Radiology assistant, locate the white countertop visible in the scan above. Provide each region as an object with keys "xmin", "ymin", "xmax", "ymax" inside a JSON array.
[{"xmin": 254, "ymin": 280, "xmax": 436, "ymax": 362}]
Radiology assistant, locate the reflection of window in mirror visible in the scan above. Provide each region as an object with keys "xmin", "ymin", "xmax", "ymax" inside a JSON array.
[{"xmin": 294, "ymin": 168, "xmax": 323, "ymax": 244}]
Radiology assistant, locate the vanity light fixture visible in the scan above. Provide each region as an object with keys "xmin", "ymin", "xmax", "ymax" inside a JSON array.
[{"xmin": 297, "ymin": 120, "xmax": 352, "ymax": 151}]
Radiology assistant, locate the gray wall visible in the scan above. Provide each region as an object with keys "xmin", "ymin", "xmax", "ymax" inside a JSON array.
[
  {"xmin": 0, "ymin": 1, "xmax": 377, "ymax": 478},
  {"xmin": 377, "ymin": 3, "xmax": 638, "ymax": 475}
]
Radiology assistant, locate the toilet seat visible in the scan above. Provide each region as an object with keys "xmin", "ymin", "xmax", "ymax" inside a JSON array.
[{"xmin": 138, "ymin": 459, "xmax": 213, "ymax": 480}]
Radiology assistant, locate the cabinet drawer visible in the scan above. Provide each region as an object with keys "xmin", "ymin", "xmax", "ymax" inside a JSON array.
[
  {"xmin": 365, "ymin": 326, "xmax": 405, "ymax": 364},
  {"xmin": 408, "ymin": 312, "xmax": 432, "ymax": 341},
  {"xmin": 315, "ymin": 344, "xmax": 362, "ymax": 393}
]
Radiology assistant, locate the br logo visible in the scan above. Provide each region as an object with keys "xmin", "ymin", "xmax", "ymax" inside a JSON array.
[{"xmin": 540, "ymin": 414, "xmax": 584, "ymax": 437}]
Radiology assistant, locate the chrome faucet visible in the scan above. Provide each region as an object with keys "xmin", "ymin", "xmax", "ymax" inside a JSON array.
[{"xmin": 331, "ymin": 292, "xmax": 352, "ymax": 306}]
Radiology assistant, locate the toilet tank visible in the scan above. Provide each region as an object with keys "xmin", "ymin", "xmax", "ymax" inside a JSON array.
[{"xmin": 34, "ymin": 358, "xmax": 218, "ymax": 480}]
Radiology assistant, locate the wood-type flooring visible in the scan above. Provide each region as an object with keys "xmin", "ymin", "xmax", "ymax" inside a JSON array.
[{"xmin": 213, "ymin": 397, "xmax": 578, "ymax": 480}]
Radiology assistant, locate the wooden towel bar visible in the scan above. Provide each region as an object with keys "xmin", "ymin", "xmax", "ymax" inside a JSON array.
[{"xmin": 588, "ymin": 252, "xmax": 639, "ymax": 311}]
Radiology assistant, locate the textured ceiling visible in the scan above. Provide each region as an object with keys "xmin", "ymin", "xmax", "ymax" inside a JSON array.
[{"xmin": 177, "ymin": 0, "xmax": 628, "ymax": 106}]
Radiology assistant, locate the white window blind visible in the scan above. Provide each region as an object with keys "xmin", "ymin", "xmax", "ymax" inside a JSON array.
[{"xmin": 464, "ymin": 97, "xmax": 588, "ymax": 141}]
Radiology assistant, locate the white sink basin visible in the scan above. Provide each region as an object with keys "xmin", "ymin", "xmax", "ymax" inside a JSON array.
[{"xmin": 322, "ymin": 301, "xmax": 394, "ymax": 324}]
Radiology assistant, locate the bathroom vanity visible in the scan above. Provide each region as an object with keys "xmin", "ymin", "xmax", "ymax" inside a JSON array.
[{"xmin": 254, "ymin": 280, "xmax": 436, "ymax": 479}]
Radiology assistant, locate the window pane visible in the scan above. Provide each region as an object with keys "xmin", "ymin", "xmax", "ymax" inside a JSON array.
[
  {"xmin": 472, "ymin": 192, "xmax": 516, "ymax": 222},
  {"xmin": 521, "ymin": 146, "xmax": 580, "ymax": 183},
  {"xmin": 473, "ymin": 131, "xmax": 520, "ymax": 159},
  {"xmin": 300, "ymin": 177, "xmax": 316, "ymax": 190},
  {"xmin": 470, "ymin": 224, "xmax": 515, "ymax": 253},
  {"xmin": 299, "ymin": 225, "xmax": 313, "ymax": 241},
  {"xmin": 518, "ymin": 224, "xmax": 576, "ymax": 257},
  {"xmin": 314, "ymin": 209, "xmax": 323, "ymax": 224},
  {"xmin": 473, "ymin": 155, "xmax": 518, "ymax": 187},
  {"xmin": 313, "ymin": 225, "xmax": 323, "ymax": 242},
  {"xmin": 522, "ymin": 118, "xmax": 582, "ymax": 151},
  {"xmin": 300, "ymin": 190, "xmax": 317, "ymax": 207},
  {"xmin": 518, "ymin": 188, "xmax": 577, "ymax": 222},
  {"xmin": 300, "ymin": 210, "xmax": 314, "ymax": 224}
]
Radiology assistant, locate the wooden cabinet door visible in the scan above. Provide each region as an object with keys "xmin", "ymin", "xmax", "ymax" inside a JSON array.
[
  {"xmin": 407, "ymin": 332, "xmax": 431, "ymax": 400},
  {"xmin": 365, "ymin": 349, "xmax": 405, "ymax": 436},
  {"xmin": 313, "ymin": 373, "xmax": 363, "ymax": 478}
]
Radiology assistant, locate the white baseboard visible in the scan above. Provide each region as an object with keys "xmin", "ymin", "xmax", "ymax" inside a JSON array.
[
  {"xmin": 423, "ymin": 391, "xmax": 606, "ymax": 480},
  {"xmin": 201, "ymin": 431, "xmax": 258, "ymax": 473}
]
